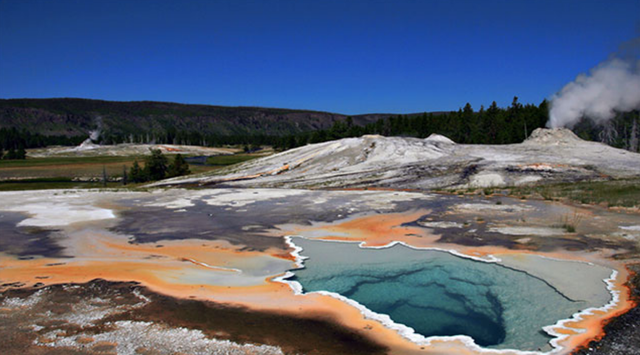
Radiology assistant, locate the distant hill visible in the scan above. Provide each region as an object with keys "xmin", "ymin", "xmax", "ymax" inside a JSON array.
[{"xmin": 0, "ymin": 98, "xmax": 421, "ymax": 143}]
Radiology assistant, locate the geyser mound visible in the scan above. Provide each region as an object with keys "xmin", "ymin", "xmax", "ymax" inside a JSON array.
[
  {"xmin": 425, "ymin": 133, "xmax": 456, "ymax": 145},
  {"xmin": 524, "ymin": 128, "xmax": 583, "ymax": 146}
]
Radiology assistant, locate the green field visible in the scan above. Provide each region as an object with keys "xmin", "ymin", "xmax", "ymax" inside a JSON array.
[
  {"xmin": 0, "ymin": 153, "xmax": 262, "ymax": 191},
  {"xmin": 516, "ymin": 179, "xmax": 640, "ymax": 208},
  {"xmin": 487, "ymin": 179, "xmax": 640, "ymax": 208},
  {"xmin": 0, "ymin": 156, "xmax": 135, "ymax": 167},
  {"xmin": 205, "ymin": 154, "xmax": 259, "ymax": 166},
  {"xmin": 0, "ymin": 178, "xmax": 131, "ymax": 191}
]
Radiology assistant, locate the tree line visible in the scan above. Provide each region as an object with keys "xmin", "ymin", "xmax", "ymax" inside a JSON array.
[
  {"xmin": 0, "ymin": 127, "xmax": 85, "ymax": 160},
  {"xmin": 572, "ymin": 110, "xmax": 640, "ymax": 152},
  {"xmin": 272, "ymin": 97, "xmax": 550, "ymax": 150},
  {"xmin": 98, "ymin": 131, "xmax": 280, "ymax": 148}
]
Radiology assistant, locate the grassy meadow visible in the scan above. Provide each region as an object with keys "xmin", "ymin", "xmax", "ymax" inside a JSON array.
[
  {"xmin": 507, "ymin": 179, "xmax": 640, "ymax": 208},
  {"xmin": 0, "ymin": 152, "xmax": 263, "ymax": 191}
]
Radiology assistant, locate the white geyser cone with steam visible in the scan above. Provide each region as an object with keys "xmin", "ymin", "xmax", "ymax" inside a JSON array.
[
  {"xmin": 74, "ymin": 116, "xmax": 103, "ymax": 151},
  {"xmin": 548, "ymin": 48, "xmax": 640, "ymax": 128}
]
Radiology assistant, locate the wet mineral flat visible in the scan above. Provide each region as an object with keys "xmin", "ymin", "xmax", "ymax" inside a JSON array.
[{"xmin": 0, "ymin": 188, "xmax": 637, "ymax": 355}]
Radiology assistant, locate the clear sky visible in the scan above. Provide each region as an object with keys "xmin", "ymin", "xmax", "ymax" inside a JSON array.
[{"xmin": 1, "ymin": 0, "xmax": 639, "ymax": 114}]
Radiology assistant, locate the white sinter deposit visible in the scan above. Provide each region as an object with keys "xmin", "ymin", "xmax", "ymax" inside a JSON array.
[
  {"xmin": 28, "ymin": 143, "xmax": 237, "ymax": 158},
  {"xmin": 157, "ymin": 128, "xmax": 640, "ymax": 190}
]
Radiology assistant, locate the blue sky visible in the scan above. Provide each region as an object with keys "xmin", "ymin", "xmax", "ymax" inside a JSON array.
[{"xmin": 1, "ymin": 0, "xmax": 639, "ymax": 114}]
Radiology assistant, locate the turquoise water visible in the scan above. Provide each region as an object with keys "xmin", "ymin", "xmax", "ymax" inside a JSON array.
[{"xmin": 289, "ymin": 238, "xmax": 595, "ymax": 351}]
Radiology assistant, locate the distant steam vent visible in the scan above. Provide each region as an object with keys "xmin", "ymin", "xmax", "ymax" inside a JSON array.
[
  {"xmin": 74, "ymin": 116, "xmax": 103, "ymax": 151},
  {"xmin": 88, "ymin": 115, "xmax": 103, "ymax": 143}
]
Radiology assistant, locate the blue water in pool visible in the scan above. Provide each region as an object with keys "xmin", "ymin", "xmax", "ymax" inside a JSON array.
[{"xmin": 288, "ymin": 238, "xmax": 592, "ymax": 351}]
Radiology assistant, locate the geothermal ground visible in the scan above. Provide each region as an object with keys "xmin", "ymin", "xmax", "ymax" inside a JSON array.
[
  {"xmin": 28, "ymin": 142, "xmax": 238, "ymax": 158},
  {"xmin": 157, "ymin": 128, "xmax": 640, "ymax": 190},
  {"xmin": 2, "ymin": 129, "xmax": 640, "ymax": 355}
]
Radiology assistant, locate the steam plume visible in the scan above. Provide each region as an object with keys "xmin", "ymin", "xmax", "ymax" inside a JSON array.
[
  {"xmin": 88, "ymin": 116, "xmax": 103, "ymax": 142},
  {"xmin": 548, "ymin": 41, "xmax": 640, "ymax": 128}
]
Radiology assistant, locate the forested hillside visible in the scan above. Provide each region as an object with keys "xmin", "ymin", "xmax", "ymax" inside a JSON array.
[
  {"xmin": 0, "ymin": 98, "xmax": 383, "ymax": 145},
  {"xmin": 0, "ymin": 97, "xmax": 638, "ymax": 153}
]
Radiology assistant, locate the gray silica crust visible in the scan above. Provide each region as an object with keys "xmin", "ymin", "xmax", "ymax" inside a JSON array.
[{"xmin": 0, "ymin": 211, "xmax": 65, "ymax": 258}]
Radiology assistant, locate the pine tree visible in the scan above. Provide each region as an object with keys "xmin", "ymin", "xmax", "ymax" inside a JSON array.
[
  {"xmin": 102, "ymin": 165, "xmax": 108, "ymax": 187},
  {"xmin": 507, "ymin": 96, "xmax": 523, "ymax": 143},
  {"xmin": 4, "ymin": 147, "xmax": 16, "ymax": 160},
  {"xmin": 16, "ymin": 146, "xmax": 26, "ymax": 159},
  {"xmin": 129, "ymin": 160, "xmax": 145, "ymax": 183},
  {"xmin": 122, "ymin": 165, "xmax": 128, "ymax": 185},
  {"xmin": 144, "ymin": 149, "xmax": 168, "ymax": 181},
  {"xmin": 470, "ymin": 105, "xmax": 485, "ymax": 143},
  {"xmin": 346, "ymin": 116, "xmax": 353, "ymax": 129},
  {"xmin": 538, "ymin": 99, "xmax": 550, "ymax": 128},
  {"xmin": 483, "ymin": 101, "xmax": 500, "ymax": 144},
  {"xmin": 309, "ymin": 130, "xmax": 327, "ymax": 143},
  {"xmin": 460, "ymin": 103, "xmax": 474, "ymax": 143},
  {"xmin": 167, "ymin": 154, "xmax": 191, "ymax": 178}
]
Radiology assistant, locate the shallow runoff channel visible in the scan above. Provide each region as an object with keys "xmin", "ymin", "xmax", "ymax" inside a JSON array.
[{"xmin": 279, "ymin": 237, "xmax": 614, "ymax": 353}]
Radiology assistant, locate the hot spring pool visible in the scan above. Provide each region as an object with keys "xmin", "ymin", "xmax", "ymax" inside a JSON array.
[{"xmin": 284, "ymin": 237, "xmax": 613, "ymax": 351}]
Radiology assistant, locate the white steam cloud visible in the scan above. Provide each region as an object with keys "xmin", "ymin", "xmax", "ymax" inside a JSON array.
[
  {"xmin": 89, "ymin": 116, "xmax": 103, "ymax": 142},
  {"xmin": 548, "ymin": 42, "xmax": 640, "ymax": 128},
  {"xmin": 89, "ymin": 129, "xmax": 101, "ymax": 141}
]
